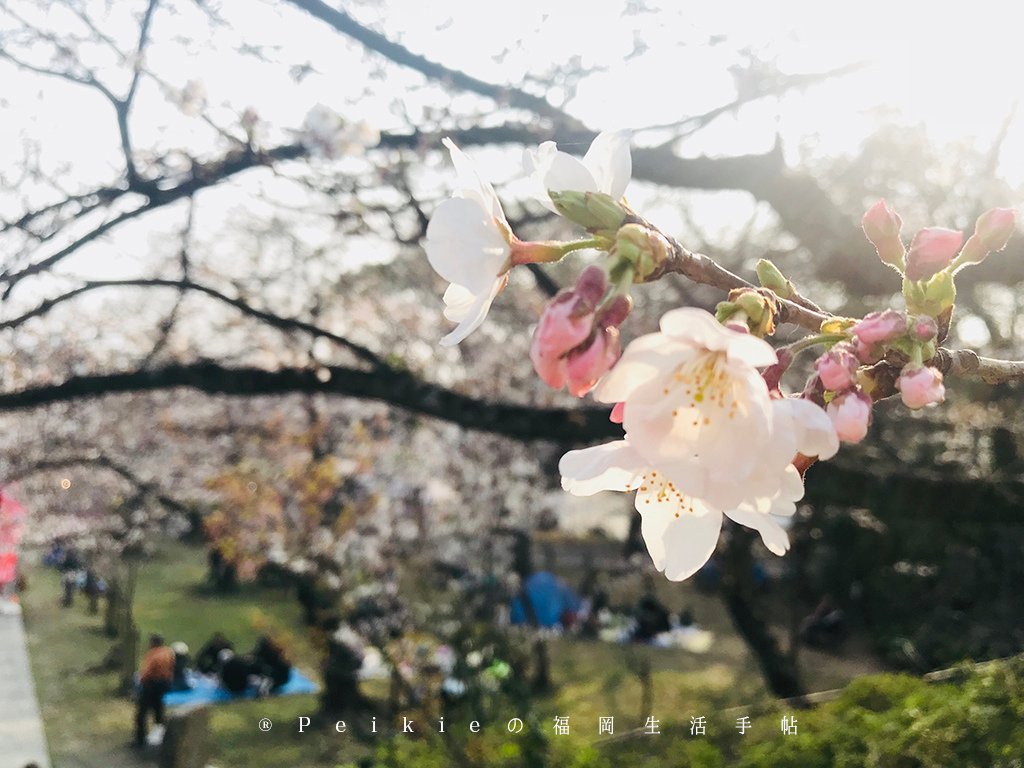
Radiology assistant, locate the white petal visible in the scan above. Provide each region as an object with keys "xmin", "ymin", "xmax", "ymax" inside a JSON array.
[
  {"xmin": 592, "ymin": 334, "xmax": 694, "ymax": 404},
  {"xmin": 724, "ymin": 507, "xmax": 791, "ymax": 556},
  {"xmin": 776, "ymin": 464, "xmax": 805, "ymax": 507},
  {"xmin": 640, "ymin": 498, "xmax": 723, "ymax": 582},
  {"xmin": 582, "ymin": 130, "xmax": 632, "ymax": 199},
  {"xmin": 441, "ymin": 283, "xmax": 476, "ymax": 322},
  {"xmin": 774, "ymin": 397, "xmax": 839, "ymax": 460},
  {"xmin": 658, "ymin": 308, "xmax": 776, "ymax": 367},
  {"xmin": 724, "ymin": 333, "xmax": 779, "ymax": 368},
  {"xmin": 523, "ymin": 142, "xmax": 561, "ymax": 213},
  {"xmin": 542, "ymin": 151, "xmax": 599, "ymax": 196},
  {"xmin": 425, "ymin": 197, "xmax": 510, "ymax": 295},
  {"xmin": 443, "ymin": 137, "xmax": 506, "ymax": 224},
  {"xmin": 559, "ymin": 441, "xmax": 647, "ymax": 496},
  {"xmin": 439, "ymin": 278, "xmax": 502, "ymax": 346}
]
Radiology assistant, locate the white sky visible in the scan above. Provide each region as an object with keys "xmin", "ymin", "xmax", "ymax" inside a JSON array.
[{"xmin": 0, "ymin": 0, "xmax": 1021, "ymax": 293}]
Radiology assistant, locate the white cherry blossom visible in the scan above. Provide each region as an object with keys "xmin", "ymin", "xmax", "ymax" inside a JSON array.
[
  {"xmin": 301, "ymin": 104, "xmax": 380, "ymax": 158},
  {"xmin": 594, "ymin": 307, "xmax": 780, "ymax": 510},
  {"xmin": 523, "ymin": 130, "xmax": 632, "ymax": 213},
  {"xmin": 559, "ymin": 398, "xmax": 838, "ymax": 581},
  {"xmin": 425, "ymin": 138, "xmax": 515, "ymax": 346}
]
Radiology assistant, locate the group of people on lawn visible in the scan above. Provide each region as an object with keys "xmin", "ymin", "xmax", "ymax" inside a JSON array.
[{"xmin": 134, "ymin": 631, "xmax": 291, "ymax": 746}]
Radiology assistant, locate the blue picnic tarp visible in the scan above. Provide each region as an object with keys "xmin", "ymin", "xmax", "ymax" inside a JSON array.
[
  {"xmin": 509, "ymin": 571, "xmax": 582, "ymax": 628},
  {"xmin": 163, "ymin": 668, "xmax": 319, "ymax": 707}
]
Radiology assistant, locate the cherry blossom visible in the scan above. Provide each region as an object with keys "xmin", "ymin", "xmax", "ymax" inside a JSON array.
[
  {"xmin": 523, "ymin": 130, "xmax": 632, "ymax": 213},
  {"xmin": 425, "ymin": 139, "xmax": 518, "ymax": 346},
  {"xmin": 815, "ymin": 342, "xmax": 859, "ymax": 392},
  {"xmin": 590, "ymin": 307, "xmax": 780, "ymax": 510},
  {"xmin": 300, "ymin": 104, "xmax": 380, "ymax": 159},
  {"xmin": 559, "ymin": 397, "xmax": 837, "ymax": 581},
  {"xmin": 862, "ymin": 199, "xmax": 906, "ymax": 270},
  {"xmin": 957, "ymin": 207, "xmax": 1017, "ymax": 267}
]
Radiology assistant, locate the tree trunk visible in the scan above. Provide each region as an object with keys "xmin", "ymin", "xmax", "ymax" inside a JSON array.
[
  {"xmin": 720, "ymin": 527, "xmax": 806, "ymax": 701},
  {"xmin": 104, "ymin": 578, "xmax": 121, "ymax": 637},
  {"xmin": 118, "ymin": 559, "xmax": 141, "ymax": 694}
]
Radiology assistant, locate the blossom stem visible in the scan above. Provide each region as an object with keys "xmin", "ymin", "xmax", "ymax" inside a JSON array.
[
  {"xmin": 510, "ymin": 236, "xmax": 610, "ymax": 266},
  {"xmin": 784, "ymin": 332, "xmax": 848, "ymax": 357}
]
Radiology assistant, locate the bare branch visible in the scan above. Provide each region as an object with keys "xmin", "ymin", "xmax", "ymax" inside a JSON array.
[
  {"xmin": 932, "ymin": 348, "xmax": 1024, "ymax": 386},
  {"xmin": 281, "ymin": 0, "xmax": 585, "ymax": 130},
  {"xmin": 0, "ymin": 362, "xmax": 621, "ymax": 444},
  {"xmin": 0, "ymin": 277, "xmax": 384, "ymax": 367}
]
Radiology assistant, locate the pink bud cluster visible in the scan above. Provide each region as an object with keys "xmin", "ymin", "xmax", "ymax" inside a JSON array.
[
  {"xmin": 531, "ymin": 266, "xmax": 631, "ymax": 397},
  {"xmin": 815, "ymin": 309, "xmax": 943, "ymax": 440},
  {"xmin": 850, "ymin": 311, "xmax": 944, "ymax": 410},
  {"xmin": 863, "ymin": 199, "xmax": 1017, "ymax": 280},
  {"xmin": 850, "ymin": 310, "xmax": 907, "ymax": 364},
  {"xmin": 814, "ymin": 341, "xmax": 872, "ymax": 444}
]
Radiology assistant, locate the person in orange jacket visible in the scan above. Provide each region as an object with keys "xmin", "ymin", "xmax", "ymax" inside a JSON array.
[{"xmin": 135, "ymin": 633, "xmax": 175, "ymax": 746}]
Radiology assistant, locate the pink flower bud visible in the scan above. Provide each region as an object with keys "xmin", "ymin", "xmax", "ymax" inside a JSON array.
[
  {"xmin": 910, "ymin": 316, "xmax": 938, "ymax": 342},
  {"xmin": 531, "ymin": 294, "xmax": 595, "ymax": 366},
  {"xmin": 530, "ymin": 267, "xmax": 608, "ymax": 385},
  {"xmin": 975, "ymin": 208, "xmax": 1016, "ymax": 252},
  {"xmin": 827, "ymin": 390, "xmax": 872, "ymax": 444},
  {"xmin": 863, "ymin": 199, "xmax": 902, "ymax": 241},
  {"xmin": 574, "ymin": 265, "xmax": 608, "ymax": 306},
  {"xmin": 852, "ymin": 310, "xmax": 907, "ymax": 345},
  {"xmin": 853, "ymin": 338, "xmax": 881, "ymax": 365},
  {"xmin": 958, "ymin": 207, "xmax": 1017, "ymax": 266},
  {"xmin": 905, "ymin": 227, "xmax": 964, "ymax": 281},
  {"xmin": 532, "ymin": 350, "xmax": 568, "ymax": 390},
  {"xmin": 565, "ymin": 328, "xmax": 621, "ymax": 397},
  {"xmin": 862, "ymin": 199, "xmax": 906, "ymax": 269},
  {"xmin": 897, "ymin": 365, "xmax": 945, "ymax": 409},
  {"xmin": 596, "ymin": 294, "xmax": 632, "ymax": 329},
  {"xmin": 531, "ymin": 266, "xmax": 627, "ymax": 397},
  {"xmin": 815, "ymin": 342, "xmax": 859, "ymax": 392}
]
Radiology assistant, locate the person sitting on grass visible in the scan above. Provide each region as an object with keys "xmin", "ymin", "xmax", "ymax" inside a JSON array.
[
  {"xmin": 195, "ymin": 631, "xmax": 234, "ymax": 675},
  {"xmin": 252, "ymin": 635, "xmax": 291, "ymax": 693},
  {"xmin": 170, "ymin": 641, "xmax": 192, "ymax": 692},
  {"xmin": 218, "ymin": 648, "xmax": 254, "ymax": 695},
  {"xmin": 135, "ymin": 634, "xmax": 175, "ymax": 746}
]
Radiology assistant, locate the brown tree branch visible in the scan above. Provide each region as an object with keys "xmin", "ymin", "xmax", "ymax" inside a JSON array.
[
  {"xmin": 0, "ymin": 277, "xmax": 384, "ymax": 367},
  {"xmin": 280, "ymin": 0, "xmax": 585, "ymax": 130},
  {"xmin": 0, "ymin": 363, "xmax": 622, "ymax": 443}
]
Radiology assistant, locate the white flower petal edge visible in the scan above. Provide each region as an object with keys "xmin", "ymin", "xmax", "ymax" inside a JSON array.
[
  {"xmin": 439, "ymin": 279, "xmax": 505, "ymax": 347},
  {"xmin": 523, "ymin": 130, "xmax": 632, "ymax": 213},
  {"xmin": 443, "ymin": 138, "xmax": 508, "ymax": 226},
  {"xmin": 425, "ymin": 138, "xmax": 513, "ymax": 344},
  {"xmin": 425, "ymin": 197, "xmax": 510, "ymax": 295},
  {"xmin": 565, "ymin": 438, "xmax": 802, "ymax": 581}
]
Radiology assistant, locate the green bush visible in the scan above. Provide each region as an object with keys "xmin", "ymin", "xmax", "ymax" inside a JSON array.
[{"xmin": 736, "ymin": 660, "xmax": 1024, "ymax": 768}]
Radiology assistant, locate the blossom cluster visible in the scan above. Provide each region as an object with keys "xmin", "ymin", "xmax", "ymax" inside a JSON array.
[{"xmin": 423, "ymin": 132, "xmax": 1017, "ymax": 582}]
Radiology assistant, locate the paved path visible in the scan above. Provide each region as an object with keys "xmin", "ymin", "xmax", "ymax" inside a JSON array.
[{"xmin": 0, "ymin": 607, "xmax": 52, "ymax": 768}]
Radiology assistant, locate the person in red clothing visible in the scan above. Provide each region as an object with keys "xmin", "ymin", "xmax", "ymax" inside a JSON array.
[{"xmin": 135, "ymin": 634, "xmax": 175, "ymax": 746}]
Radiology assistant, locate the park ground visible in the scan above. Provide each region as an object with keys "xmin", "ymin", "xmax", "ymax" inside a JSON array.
[{"xmin": 19, "ymin": 541, "xmax": 883, "ymax": 767}]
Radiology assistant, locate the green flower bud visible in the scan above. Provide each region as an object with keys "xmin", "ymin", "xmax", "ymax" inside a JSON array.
[
  {"xmin": 612, "ymin": 223, "xmax": 671, "ymax": 281},
  {"xmin": 718, "ymin": 288, "xmax": 777, "ymax": 337},
  {"xmin": 904, "ymin": 270, "xmax": 956, "ymax": 318},
  {"xmin": 755, "ymin": 259, "xmax": 792, "ymax": 298},
  {"xmin": 548, "ymin": 191, "xmax": 628, "ymax": 234}
]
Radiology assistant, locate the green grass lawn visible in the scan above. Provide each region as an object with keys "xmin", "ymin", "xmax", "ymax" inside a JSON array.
[
  {"xmin": 20, "ymin": 540, "xmax": 882, "ymax": 767},
  {"xmin": 21, "ymin": 541, "xmax": 346, "ymax": 768}
]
